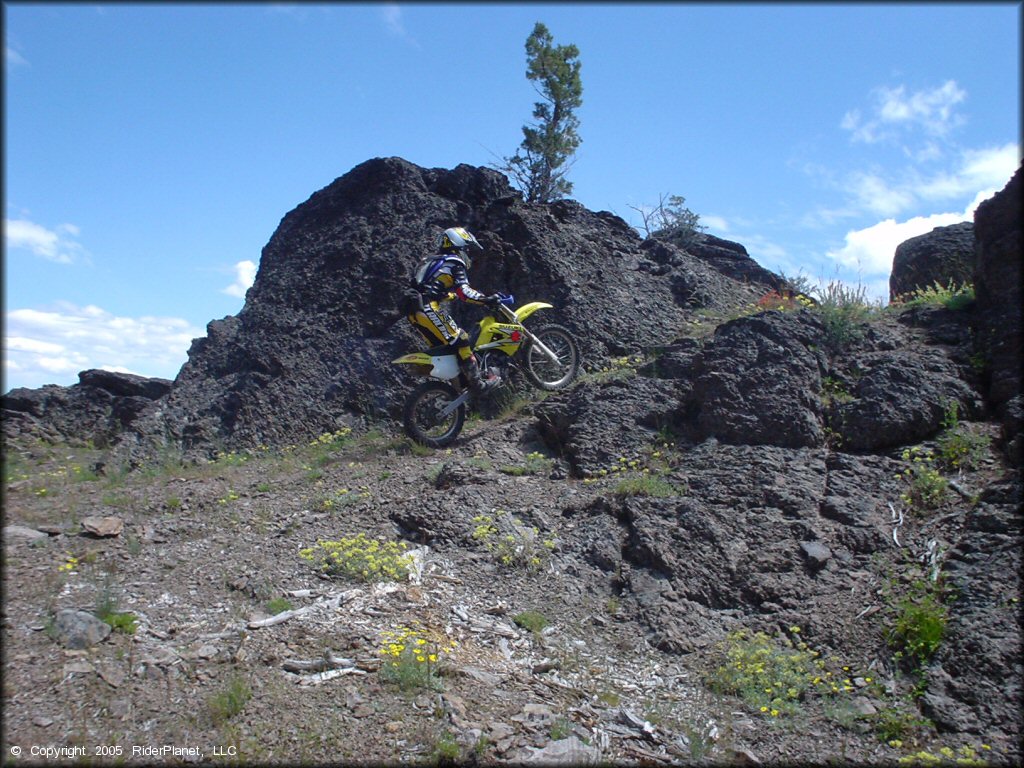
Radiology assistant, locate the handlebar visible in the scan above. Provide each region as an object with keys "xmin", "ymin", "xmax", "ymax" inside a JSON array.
[{"xmin": 492, "ymin": 293, "xmax": 517, "ymax": 321}]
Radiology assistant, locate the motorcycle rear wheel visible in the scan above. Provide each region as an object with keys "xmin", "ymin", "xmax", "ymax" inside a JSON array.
[
  {"xmin": 403, "ymin": 380, "xmax": 466, "ymax": 448},
  {"xmin": 523, "ymin": 324, "xmax": 580, "ymax": 390}
]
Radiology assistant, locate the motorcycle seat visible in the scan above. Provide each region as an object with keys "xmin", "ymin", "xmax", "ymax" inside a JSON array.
[{"xmin": 426, "ymin": 343, "xmax": 459, "ymax": 357}]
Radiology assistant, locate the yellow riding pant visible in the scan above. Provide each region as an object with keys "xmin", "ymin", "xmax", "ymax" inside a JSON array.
[{"xmin": 407, "ymin": 300, "xmax": 474, "ymax": 361}]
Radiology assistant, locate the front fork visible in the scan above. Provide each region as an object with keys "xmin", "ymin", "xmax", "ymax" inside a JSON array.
[{"xmin": 437, "ymin": 390, "xmax": 470, "ymax": 419}]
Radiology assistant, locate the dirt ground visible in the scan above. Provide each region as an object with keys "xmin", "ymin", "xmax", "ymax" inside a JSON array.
[{"xmin": 2, "ymin": 412, "xmax": 1019, "ymax": 766}]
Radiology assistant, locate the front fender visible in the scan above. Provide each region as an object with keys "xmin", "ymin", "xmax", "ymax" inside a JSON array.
[{"xmin": 512, "ymin": 301, "xmax": 554, "ymax": 323}]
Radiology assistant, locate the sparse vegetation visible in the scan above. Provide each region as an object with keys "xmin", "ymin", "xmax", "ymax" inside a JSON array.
[
  {"xmin": 584, "ymin": 353, "xmax": 645, "ymax": 383},
  {"xmin": 898, "ymin": 447, "xmax": 948, "ymax": 512},
  {"xmin": 886, "ymin": 578, "xmax": 949, "ymax": 668},
  {"xmin": 897, "ymin": 743, "xmax": 993, "ymax": 765},
  {"xmin": 821, "ymin": 376, "xmax": 855, "ymax": 407},
  {"xmin": 893, "ymin": 280, "xmax": 975, "ymax": 311},
  {"xmin": 813, "ymin": 279, "xmax": 883, "ymax": 351},
  {"xmin": 208, "ymin": 675, "xmax": 252, "ymax": 725},
  {"xmin": 265, "ymin": 597, "xmax": 292, "ymax": 615},
  {"xmin": 935, "ymin": 403, "xmax": 990, "ymax": 472},
  {"xmin": 705, "ymin": 627, "xmax": 836, "ymax": 718},
  {"xmin": 87, "ymin": 573, "xmax": 140, "ymax": 634},
  {"xmin": 870, "ymin": 703, "xmax": 934, "ymax": 745},
  {"xmin": 500, "ymin": 451, "xmax": 553, "ymax": 476},
  {"xmin": 378, "ymin": 622, "xmax": 457, "ymax": 692},
  {"xmin": 512, "ymin": 609, "xmax": 550, "ymax": 636},
  {"xmin": 299, "ymin": 533, "xmax": 413, "ymax": 582},
  {"xmin": 3, "ymin": 279, "xmax": 1017, "ymax": 766},
  {"xmin": 471, "ymin": 510, "xmax": 556, "ymax": 571},
  {"xmin": 432, "ymin": 730, "xmax": 461, "ymax": 764},
  {"xmin": 631, "ymin": 193, "xmax": 705, "ymax": 248},
  {"xmin": 613, "ymin": 474, "xmax": 682, "ymax": 498}
]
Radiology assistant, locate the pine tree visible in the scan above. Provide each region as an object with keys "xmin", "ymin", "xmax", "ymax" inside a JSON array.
[{"xmin": 501, "ymin": 23, "xmax": 583, "ymax": 203}]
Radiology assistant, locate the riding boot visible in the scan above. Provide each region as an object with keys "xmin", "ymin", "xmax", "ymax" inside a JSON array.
[{"xmin": 462, "ymin": 355, "xmax": 499, "ymax": 395}]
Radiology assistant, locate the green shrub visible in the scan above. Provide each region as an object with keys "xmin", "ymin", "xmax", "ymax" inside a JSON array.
[
  {"xmin": 265, "ymin": 597, "xmax": 292, "ymax": 615},
  {"xmin": 94, "ymin": 579, "xmax": 137, "ymax": 634},
  {"xmin": 305, "ymin": 428, "xmax": 354, "ymax": 467},
  {"xmin": 898, "ymin": 447, "xmax": 948, "ymax": 511},
  {"xmin": 934, "ymin": 403, "xmax": 990, "ymax": 472},
  {"xmin": 896, "ymin": 281, "xmax": 975, "ymax": 311},
  {"xmin": 613, "ymin": 474, "xmax": 682, "ymax": 498},
  {"xmin": 705, "ymin": 628, "xmax": 832, "ymax": 717},
  {"xmin": 500, "ymin": 451, "xmax": 553, "ymax": 476},
  {"xmin": 432, "ymin": 730, "xmax": 461, "ymax": 764},
  {"xmin": 208, "ymin": 675, "xmax": 251, "ymax": 725},
  {"xmin": 378, "ymin": 622, "xmax": 457, "ymax": 692},
  {"xmin": 821, "ymin": 376, "xmax": 855, "ymax": 406},
  {"xmin": 887, "ymin": 580, "xmax": 948, "ymax": 665},
  {"xmin": 102, "ymin": 611, "xmax": 139, "ymax": 635},
  {"xmin": 812, "ymin": 280, "xmax": 882, "ymax": 352},
  {"xmin": 870, "ymin": 703, "xmax": 933, "ymax": 744},
  {"xmin": 512, "ymin": 610, "xmax": 550, "ymax": 635},
  {"xmin": 299, "ymin": 533, "xmax": 413, "ymax": 582},
  {"xmin": 471, "ymin": 511, "xmax": 556, "ymax": 571}
]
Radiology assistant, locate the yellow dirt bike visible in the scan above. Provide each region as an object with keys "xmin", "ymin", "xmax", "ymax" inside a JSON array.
[{"xmin": 393, "ymin": 294, "xmax": 580, "ymax": 447}]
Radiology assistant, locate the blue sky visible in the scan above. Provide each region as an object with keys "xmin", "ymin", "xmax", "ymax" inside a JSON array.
[{"xmin": 4, "ymin": 2, "xmax": 1020, "ymax": 391}]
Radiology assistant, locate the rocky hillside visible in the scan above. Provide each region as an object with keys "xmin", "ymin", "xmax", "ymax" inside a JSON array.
[
  {"xmin": 2, "ymin": 157, "xmax": 776, "ymax": 464},
  {"xmin": 2, "ymin": 160, "xmax": 1021, "ymax": 765}
]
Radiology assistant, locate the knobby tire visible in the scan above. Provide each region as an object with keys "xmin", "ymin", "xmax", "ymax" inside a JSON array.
[{"xmin": 403, "ymin": 380, "xmax": 466, "ymax": 448}]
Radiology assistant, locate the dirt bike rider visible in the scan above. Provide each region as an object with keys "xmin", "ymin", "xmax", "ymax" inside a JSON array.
[{"xmin": 407, "ymin": 227, "xmax": 504, "ymax": 395}]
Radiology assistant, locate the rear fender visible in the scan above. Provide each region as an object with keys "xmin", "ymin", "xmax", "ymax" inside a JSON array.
[{"xmin": 393, "ymin": 352, "xmax": 460, "ymax": 381}]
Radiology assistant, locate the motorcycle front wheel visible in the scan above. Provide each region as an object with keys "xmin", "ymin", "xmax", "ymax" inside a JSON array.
[
  {"xmin": 523, "ymin": 324, "xmax": 580, "ymax": 390},
  {"xmin": 403, "ymin": 380, "xmax": 466, "ymax": 448}
]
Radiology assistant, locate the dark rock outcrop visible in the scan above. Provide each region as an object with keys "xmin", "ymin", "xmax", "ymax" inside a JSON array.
[
  {"xmin": 972, "ymin": 164, "xmax": 1022, "ymax": 464},
  {"xmin": 889, "ymin": 221, "xmax": 975, "ymax": 301},
  {"xmin": 538, "ymin": 306, "xmax": 985, "ymax": 475},
  {"xmin": 922, "ymin": 480, "xmax": 1022, "ymax": 740},
  {"xmin": 827, "ymin": 315, "xmax": 984, "ymax": 452},
  {"xmin": 107, "ymin": 157, "xmax": 775, "ymax": 459},
  {"xmin": 2, "ymin": 370, "xmax": 171, "ymax": 447},
  {"xmin": 684, "ymin": 233, "xmax": 788, "ymax": 291},
  {"xmin": 688, "ymin": 311, "xmax": 827, "ymax": 449}
]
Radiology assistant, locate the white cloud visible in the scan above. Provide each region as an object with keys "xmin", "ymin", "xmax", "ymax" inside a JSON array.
[
  {"xmin": 4, "ymin": 303, "xmax": 204, "ymax": 391},
  {"xmin": 5, "ymin": 218, "xmax": 89, "ymax": 265},
  {"xmin": 915, "ymin": 143, "xmax": 1020, "ymax": 201},
  {"xmin": 381, "ymin": 4, "xmax": 419, "ymax": 47},
  {"xmin": 222, "ymin": 260, "xmax": 257, "ymax": 298},
  {"xmin": 843, "ymin": 80, "xmax": 967, "ymax": 145},
  {"xmin": 6, "ymin": 46, "xmax": 29, "ymax": 67},
  {"xmin": 823, "ymin": 190, "xmax": 996, "ymax": 280},
  {"xmin": 383, "ymin": 4, "xmax": 405, "ymax": 35},
  {"xmin": 818, "ymin": 142, "xmax": 1020, "ymax": 223},
  {"xmin": 846, "ymin": 171, "xmax": 918, "ymax": 217},
  {"xmin": 700, "ymin": 214, "xmax": 729, "ymax": 233}
]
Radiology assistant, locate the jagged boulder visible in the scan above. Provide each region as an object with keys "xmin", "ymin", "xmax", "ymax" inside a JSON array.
[
  {"xmin": 827, "ymin": 309, "xmax": 984, "ymax": 452},
  {"xmin": 558, "ymin": 442, "xmax": 904, "ymax": 654},
  {"xmin": 922, "ymin": 479, "xmax": 1022, "ymax": 738},
  {"xmin": 684, "ymin": 232, "xmax": 789, "ymax": 291},
  {"xmin": 889, "ymin": 221, "xmax": 975, "ymax": 301},
  {"xmin": 111, "ymin": 157, "xmax": 774, "ymax": 459},
  {"xmin": 538, "ymin": 307, "xmax": 985, "ymax": 476},
  {"xmin": 2, "ymin": 369, "xmax": 171, "ymax": 447},
  {"xmin": 687, "ymin": 311, "xmax": 827, "ymax": 449},
  {"xmin": 972, "ymin": 164, "xmax": 1022, "ymax": 464}
]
